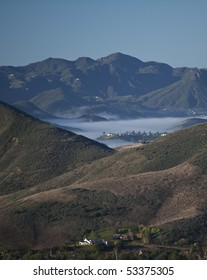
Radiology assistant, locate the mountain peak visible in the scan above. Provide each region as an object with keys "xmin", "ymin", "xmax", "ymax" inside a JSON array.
[
  {"xmin": 97, "ymin": 52, "xmax": 144, "ymax": 67},
  {"xmin": 75, "ymin": 56, "xmax": 97, "ymax": 68},
  {"xmin": 183, "ymin": 68, "xmax": 201, "ymax": 81}
]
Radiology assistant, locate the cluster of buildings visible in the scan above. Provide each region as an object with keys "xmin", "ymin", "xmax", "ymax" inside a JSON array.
[
  {"xmin": 98, "ymin": 130, "xmax": 167, "ymax": 143},
  {"xmin": 79, "ymin": 238, "xmax": 108, "ymax": 246},
  {"xmin": 79, "ymin": 232, "xmax": 135, "ymax": 246}
]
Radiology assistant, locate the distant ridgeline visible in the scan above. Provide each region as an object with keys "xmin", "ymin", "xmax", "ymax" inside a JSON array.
[{"xmin": 1, "ymin": 52, "xmax": 207, "ymax": 119}]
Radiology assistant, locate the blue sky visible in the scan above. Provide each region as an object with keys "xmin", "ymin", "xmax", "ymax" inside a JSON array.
[{"xmin": 1, "ymin": 0, "xmax": 207, "ymax": 68}]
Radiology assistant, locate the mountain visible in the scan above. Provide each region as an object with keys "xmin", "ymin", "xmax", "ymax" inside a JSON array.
[
  {"xmin": 139, "ymin": 68, "xmax": 207, "ymax": 111},
  {"xmin": 77, "ymin": 114, "xmax": 108, "ymax": 122},
  {"xmin": 0, "ymin": 101, "xmax": 113, "ymax": 196},
  {"xmin": 13, "ymin": 100, "xmax": 59, "ymax": 119},
  {"xmin": 169, "ymin": 117, "xmax": 207, "ymax": 130},
  {"xmin": 0, "ymin": 103, "xmax": 207, "ymax": 249},
  {"xmin": 1, "ymin": 53, "xmax": 207, "ymax": 119}
]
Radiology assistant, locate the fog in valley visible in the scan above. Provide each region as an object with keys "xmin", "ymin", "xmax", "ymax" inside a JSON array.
[{"xmin": 47, "ymin": 117, "xmax": 189, "ymax": 148}]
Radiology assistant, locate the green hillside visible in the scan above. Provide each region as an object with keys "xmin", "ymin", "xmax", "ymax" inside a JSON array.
[
  {"xmin": 136, "ymin": 123, "xmax": 207, "ymax": 173},
  {"xmin": 69, "ymin": 123, "xmax": 207, "ymax": 184},
  {"xmin": 0, "ymin": 102, "xmax": 114, "ymax": 195}
]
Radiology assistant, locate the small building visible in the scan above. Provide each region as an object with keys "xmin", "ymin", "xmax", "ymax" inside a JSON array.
[
  {"xmin": 113, "ymin": 234, "xmax": 122, "ymax": 240},
  {"xmin": 79, "ymin": 238, "xmax": 108, "ymax": 246},
  {"xmin": 113, "ymin": 232, "xmax": 134, "ymax": 241}
]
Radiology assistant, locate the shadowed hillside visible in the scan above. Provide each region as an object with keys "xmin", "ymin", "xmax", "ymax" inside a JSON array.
[{"xmin": 0, "ymin": 102, "xmax": 114, "ymax": 195}]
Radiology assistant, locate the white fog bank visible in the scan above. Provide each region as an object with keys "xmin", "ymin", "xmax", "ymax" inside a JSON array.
[{"xmin": 47, "ymin": 117, "xmax": 189, "ymax": 147}]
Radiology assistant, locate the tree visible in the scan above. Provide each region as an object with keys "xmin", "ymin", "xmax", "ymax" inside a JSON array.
[{"xmin": 140, "ymin": 227, "xmax": 151, "ymax": 244}]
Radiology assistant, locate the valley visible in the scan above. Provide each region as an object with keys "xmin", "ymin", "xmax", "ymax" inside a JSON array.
[
  {"xmin": 1, "ymin": 224, "xmax": 207, "ymax": 260},
  {"xmin": 46, "ymin": 115, "xmax": 207, "ymax": 147},
  {"xmin": 0, "ymin": 102, "xmax": 207, "ymax": 260},
  {"xmin": 1, "ymin": 52, "xmax": 207, "ymax": 259}
]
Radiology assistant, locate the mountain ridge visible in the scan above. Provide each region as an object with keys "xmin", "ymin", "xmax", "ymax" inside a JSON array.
[{"xmin": 1, "ymin": 52, "xmax": 207, "ymax": 119}]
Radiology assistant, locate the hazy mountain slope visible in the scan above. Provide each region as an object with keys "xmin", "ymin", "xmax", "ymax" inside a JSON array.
[
  {"xmin": 0, "ymin": 102, "xmax": 114, "ymax": 195},
  {"xmin": 139, "ymin": 68, "xmax": 207, "ymax": 111},
  {"xmin": 170, "ymin": 118, "xmax": 207, "ymax": 130},
  {"xmin": 1, "ymin": 53, "xmax": 207, "ymax": 118},
  {"xmin": 13, "ymin": 100, "xmax": 59, "ymax": 119}
]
